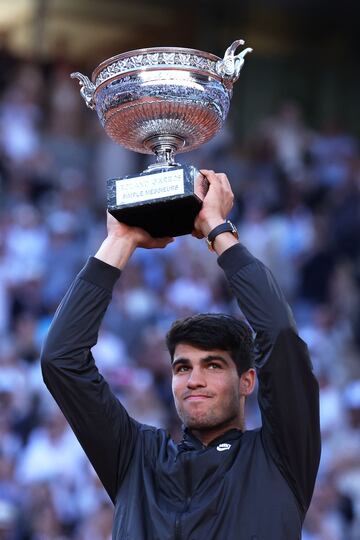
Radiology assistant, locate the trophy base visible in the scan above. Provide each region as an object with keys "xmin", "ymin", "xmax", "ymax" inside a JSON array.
[{"xmin": 107, "ymin": 165, "xmax": 208, "ymax": 237}]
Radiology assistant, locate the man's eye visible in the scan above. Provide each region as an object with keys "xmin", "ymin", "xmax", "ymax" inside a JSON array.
[
  {"xmin": 208, "ymin": 363, "xmax": 221, "ymax": 369},
  {"xmin": 177, "ymin": 366, "xmax": 189, "ymax": 373}
]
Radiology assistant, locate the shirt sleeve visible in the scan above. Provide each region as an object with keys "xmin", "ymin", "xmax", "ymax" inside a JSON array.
[
  {"xmin": 218, "ymin": 243, "xmax": 321, "ymax": 513},
  {"xmin": 41, "ymin": 257, "xmax": 139, "ymax": 504}
]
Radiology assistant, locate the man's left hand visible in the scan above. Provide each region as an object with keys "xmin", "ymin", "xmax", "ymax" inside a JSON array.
[{"xmin": 193, "ymin": 170, "xmax": 234, "ymax": 238}]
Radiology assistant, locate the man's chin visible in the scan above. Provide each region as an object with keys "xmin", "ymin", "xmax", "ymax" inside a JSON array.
[
  {"xmin": 177, "ymin": 403, "xmax": 230, "ymax": 431},
  {"xmin": 182, "ymin": 414, "xmax": 216, "ymax": 431},
  {"xmin": 179, "ymin": 407, "xmax": 239, "ymax": 432}
]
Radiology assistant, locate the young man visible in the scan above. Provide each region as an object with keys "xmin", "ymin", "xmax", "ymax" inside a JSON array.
[{"xmin": 41, "ymin": 170, "xmax": 321, "ymax": 539}]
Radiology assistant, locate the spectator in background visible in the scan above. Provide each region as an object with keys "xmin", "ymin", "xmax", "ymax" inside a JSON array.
[{"xmin": 257, "ymin": 100, "xmax": 313, "ymax": 183}]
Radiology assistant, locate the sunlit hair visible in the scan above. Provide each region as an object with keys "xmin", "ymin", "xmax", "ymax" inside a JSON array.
[{"xmin": 166, "ymin": 313, "xmax": 254, "ymax": 376}]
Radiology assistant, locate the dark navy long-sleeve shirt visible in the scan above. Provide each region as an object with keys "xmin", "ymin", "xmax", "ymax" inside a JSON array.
[{"xmin": 41, "ymin": 243, "xmax": 321, "ymax": 539}]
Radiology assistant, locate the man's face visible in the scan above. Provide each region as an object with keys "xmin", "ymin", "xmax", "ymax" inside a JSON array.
[{"xmin": 171, "ymin": 343, "xmax": 244, "ymax": 432}]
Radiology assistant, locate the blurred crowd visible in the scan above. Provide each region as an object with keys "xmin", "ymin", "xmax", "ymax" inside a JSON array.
[{"xmin": 1, "ymin": 40, "xmax": 360, "ymax": 540}]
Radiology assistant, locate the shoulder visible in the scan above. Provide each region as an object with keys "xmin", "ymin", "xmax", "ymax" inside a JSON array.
[
  {"xmin": 134, "ymin": 424, "xmax": 179, "ymax": 467},
  {"xmin": 137, "ymin": 424, "xmax": 175, "ymax": 452}
]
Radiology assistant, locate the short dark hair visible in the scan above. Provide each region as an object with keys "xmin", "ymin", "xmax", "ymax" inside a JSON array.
[{"xmin": 166, "ymin": 313, "xmax": 254, "ymax": 376}]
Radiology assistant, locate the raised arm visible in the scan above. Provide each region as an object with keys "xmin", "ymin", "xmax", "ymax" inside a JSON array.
[
  {"xmin": 195, "ymin": 170, "xmax": 321, "ymax": 514},
  {"xmin": 41, "ymin": 215, "xmax": 173, "ymax": 502},
  {"xmin": 195, "ymin": 169, "xmax": 295, "ymax": 349}
]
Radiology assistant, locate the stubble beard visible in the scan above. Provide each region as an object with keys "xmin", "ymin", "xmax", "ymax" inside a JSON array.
[{"xmin": 176, "ymin": 396, "xmax": 241, "ymax": 432}]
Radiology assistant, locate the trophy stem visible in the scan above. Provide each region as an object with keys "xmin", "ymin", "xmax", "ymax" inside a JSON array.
[
  {"xmin": 155, "ymin": 147, "xmax": 176, "ymax": 166},
  {"xmin": 143, "ymin": 134, "xmax": 184, "ymax": 170}
]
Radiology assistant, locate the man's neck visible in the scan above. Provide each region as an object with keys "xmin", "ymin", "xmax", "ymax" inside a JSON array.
[{"xmin": 190, "ymin": 418, "xmax": 244, "ymax": 447}]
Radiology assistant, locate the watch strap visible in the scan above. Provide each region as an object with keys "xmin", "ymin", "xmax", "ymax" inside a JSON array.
[{"xmin": 206, "ymin": 220, "xmax": 238, "ymax": 251}]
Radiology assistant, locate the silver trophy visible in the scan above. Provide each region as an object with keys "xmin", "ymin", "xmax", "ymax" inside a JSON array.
[{"xmin": 71, "ymin": 40, "xmax": 252, "ymax": 237}]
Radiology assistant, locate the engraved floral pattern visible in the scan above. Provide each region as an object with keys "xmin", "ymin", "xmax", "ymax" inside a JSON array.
[
  {"xmin": 94, "ymin": 52, "xmax": 219, "ymax": 87},
  {"xmin": 163, "ymin": 52, "xmax": 175, "ymax": 64}
]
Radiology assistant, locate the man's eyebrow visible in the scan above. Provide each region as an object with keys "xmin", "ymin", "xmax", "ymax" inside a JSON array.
[
  {"xmin": 171, "ymin": 357, "xmax": 190, "ymax": 369},
  {"xmin": 201, "ymin": 354, "xmax": 229, "ymax": 365},
  {"xmin": 172, "ymin": 354, "xmax": 230, "ymax": 369}
]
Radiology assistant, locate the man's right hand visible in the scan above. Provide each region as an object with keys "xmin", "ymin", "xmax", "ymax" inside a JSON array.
[{"xmin": 94, "ymin": 212, "xmax": 174, "ymax": 269}]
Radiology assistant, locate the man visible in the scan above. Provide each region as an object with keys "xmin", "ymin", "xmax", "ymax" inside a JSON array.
[{"xmin": 41, "ymin": 170, "xmax": 321, "ymax": 539}]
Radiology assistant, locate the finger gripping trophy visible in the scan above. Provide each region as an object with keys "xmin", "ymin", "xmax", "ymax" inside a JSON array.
[{"xmin": 71, "ymin": 40, "xmax": 252, "ymax": 237}]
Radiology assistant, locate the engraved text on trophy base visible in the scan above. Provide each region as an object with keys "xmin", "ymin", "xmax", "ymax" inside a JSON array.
[{"xmin": 115, "ymin": 169, "xmax": 185, "ymax": 205}]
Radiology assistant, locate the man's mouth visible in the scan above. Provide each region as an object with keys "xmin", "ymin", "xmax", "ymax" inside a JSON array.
[{"xmin": 184, "ymin": 394, "xmax": 213, "ymax": 401}]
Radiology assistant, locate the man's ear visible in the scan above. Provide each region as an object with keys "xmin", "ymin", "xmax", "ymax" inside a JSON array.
[{"xmin": 239, "ymin": 368, "xmax": 256, "ymax": 396}]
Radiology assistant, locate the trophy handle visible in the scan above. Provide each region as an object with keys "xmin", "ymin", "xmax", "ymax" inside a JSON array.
[
  {"xmin": 70, "ymin": 72, "xmax": 96, "ymax": 110},
  {"xmin": 216, "ymin": 40, "xmax": 253, "ymax": 84}
]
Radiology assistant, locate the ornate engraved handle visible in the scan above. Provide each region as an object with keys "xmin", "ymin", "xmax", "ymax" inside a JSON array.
[
  {"xmin": 216, "ymin": 40, "xmax": 253, "ymax": 84},
  {"xmin": 70, "ymin": 72, "xmax": 96, "ymax": 110}
]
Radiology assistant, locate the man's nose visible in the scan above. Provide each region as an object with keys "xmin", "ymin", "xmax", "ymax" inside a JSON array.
[{"xmin": 187, "ymin": 368, "xmax": 206, "ymax": 388}]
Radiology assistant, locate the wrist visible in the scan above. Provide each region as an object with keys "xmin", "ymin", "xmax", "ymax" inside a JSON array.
[
  {"xmin": 95, "ymin": 234, "xmax": 137, "ymax": 269},
  {"xmin": 200, "ymin": 217, "xmax": 225, "ymax": 237},
  {"xmin": 107, "ymin": 232, "xmax": 137, "ymax": 248},
  {"xmin": 206, "ymin": 220, "xmax": 239, "ymax": 255},
  {"xmin": 212, "ymin": 233, "xmax": 239, "ymax": 256}
]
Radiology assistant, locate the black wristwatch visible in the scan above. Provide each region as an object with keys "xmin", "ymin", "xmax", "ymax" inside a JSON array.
[{"xmin": 206, "ymin": 220, "xmax": 238, "ymax": 251}]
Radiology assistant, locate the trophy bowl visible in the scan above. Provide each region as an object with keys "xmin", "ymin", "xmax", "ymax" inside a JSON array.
[{"xmin": 71, "ymin": 40, "xmax": 252, "ymax": 236}]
